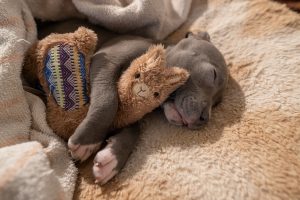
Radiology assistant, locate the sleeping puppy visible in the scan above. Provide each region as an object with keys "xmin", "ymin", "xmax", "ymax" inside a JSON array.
[
  {"xmin": 35, "ymin": 20, "xmax": 227, "ymax": 184},
  {"xmin": 91, "ymin": 31, "xmax": 228, "ymax": 184},
  {"xmin": 163, "ymin": 32, "xmax": 228, "ymax": 129}
]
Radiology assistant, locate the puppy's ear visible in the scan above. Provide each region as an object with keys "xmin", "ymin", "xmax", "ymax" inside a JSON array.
[
  {"xmin": 185, "ymin": 31, "xmax": 211, "ymax": 42},
  {"xmin": 185, "ymin": 31, "xmax": 193, "ymax": 38},
  {"xmin": 198, "ymin": 31, "xmax": 211, "ymax": 42}
]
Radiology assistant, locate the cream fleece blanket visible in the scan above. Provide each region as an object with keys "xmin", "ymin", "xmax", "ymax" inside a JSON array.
[
  {"xmin": 75, "ymin": 0, "xmax": 300, "ymax": 199},
  {"xmin": 1, "ymin": 0, "xmax": 299, "ymax": 199},
  {"xmin": 72, "ymin": 0, "xmax": 192, "ymax": 39},
  {"xmin": 25, "ymin": 0, "xmax": 192, "ymax": 40}
]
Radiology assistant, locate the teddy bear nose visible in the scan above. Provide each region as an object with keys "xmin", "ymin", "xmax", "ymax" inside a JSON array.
[{"xmin": 132, "ymin": 83, "xmax": 150, "ymax": 98}]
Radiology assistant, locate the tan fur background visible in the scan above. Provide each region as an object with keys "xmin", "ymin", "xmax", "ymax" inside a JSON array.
[{"xmin": 75, "ymin": 0, "xmax": 300, "ymax": 199}]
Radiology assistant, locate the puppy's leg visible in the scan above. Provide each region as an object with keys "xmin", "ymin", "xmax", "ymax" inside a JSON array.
[
  {"xmin": 68, "ymin": 38, "xmax": 152, "ymax": 162},
  {"xmin": 93, "ymin": 123, "xmax": 140, "ymax": 185},
  {"xmin": 68, "ymin": 55, "xmax": 119, "ymax": 162}
]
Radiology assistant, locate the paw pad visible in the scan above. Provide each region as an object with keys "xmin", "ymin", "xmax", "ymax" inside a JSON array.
[{"xmin": 44, "ymin": 43, "xmax": 89, "ymax": 110}]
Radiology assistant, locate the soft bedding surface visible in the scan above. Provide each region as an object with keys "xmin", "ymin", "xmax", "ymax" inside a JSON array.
[
  {"xmin": 75, "ymin": 0, "xmax": 300, "ymax": 199},
  {"xmin": 0, "ymin": 0, "xmax": 299, "ymax": 199}
]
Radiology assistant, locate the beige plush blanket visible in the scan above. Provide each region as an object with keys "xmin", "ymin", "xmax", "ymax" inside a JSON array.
[
  {"xmin": 1, "ymin": 0, "xmax": 299, "ymax": 199},
  {"xmin": 75, "ymin": 0, "xmax": 300, "ymax": 199}
]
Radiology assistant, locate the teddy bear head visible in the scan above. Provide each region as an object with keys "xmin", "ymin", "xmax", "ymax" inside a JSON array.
[{"xmin": 117, "ymin": 44, "xmax": 189, "ymax": 122}]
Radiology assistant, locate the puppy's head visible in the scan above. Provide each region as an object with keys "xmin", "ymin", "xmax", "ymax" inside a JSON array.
[{"xmin": 163, "ymin": 32, "xmax": 228, "ymax": 129}]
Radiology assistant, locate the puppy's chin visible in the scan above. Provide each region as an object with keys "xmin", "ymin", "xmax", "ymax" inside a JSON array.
[{"xmin": 186, "ymin": 122, "xmax": 204, "ymax": 130}]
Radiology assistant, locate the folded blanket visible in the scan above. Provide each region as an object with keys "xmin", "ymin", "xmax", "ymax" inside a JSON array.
[
  {"xmin": 72, "ymin": 0, "xmax": 192, "ymax": 39},
  {"xmin": 0, "ymin": 141, "xmax": 63, "ymax": 200},
  {"xmin": 25, "ymin": 0, "xmax": 192, "ymax": 40}
]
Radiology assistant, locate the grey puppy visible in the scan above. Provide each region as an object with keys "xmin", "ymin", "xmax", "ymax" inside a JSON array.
[
  {"xmin": 36, "ymin": 20, "xmax": 227, "ymax": 184},
  {"xmin": 73, "ymin": 31, "xmax": 228, "ymax": 184},
  {"xmin": 163, "ymin": 32, "xmax": 228, "ymax": 129},
  {"xmin": 68, "ymin": 36, "xmax": 153, "ymax": 161}
]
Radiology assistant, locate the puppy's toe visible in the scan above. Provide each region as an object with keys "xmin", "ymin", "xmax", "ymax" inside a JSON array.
[
  {"xmin": 68, "ymin": 140, "xmax": 100, "ymax": 162},
  {"xmin": 93, "ymin": 148, "xmax": 118, "ymax": 185}
]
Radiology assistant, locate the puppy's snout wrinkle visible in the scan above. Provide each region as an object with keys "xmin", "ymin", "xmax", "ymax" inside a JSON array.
[{"xmin": 181, "ymin": 96, "xmax": 197, "ymax": 114}]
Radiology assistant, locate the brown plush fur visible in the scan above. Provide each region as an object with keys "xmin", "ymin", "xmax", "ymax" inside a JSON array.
[
  {"xmin": 23, "ymin": 44, "xmax": 40, "ymax": 87},
  {"xmin": 24, "ymin": 29, "xmax": 189, "ymax": 140},
  {"xmin": 25, "ymin": 27, "xmax": 97, "ymax": 140},
  {"xmin": 114, "ymin": 45, "xmax": 189, "ymax": 128}
]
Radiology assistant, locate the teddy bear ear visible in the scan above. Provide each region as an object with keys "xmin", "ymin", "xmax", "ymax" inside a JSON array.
[
  {"xmin": 145, "ymin": 44, "xmax": 166, "ymax": 69},
  {"xmin": 165, "ymin": 67, "xmax": 190, "ymax": 86},
  {"xmin": 73, "ymin": 27, "xmax": 98, "ymax": 55}
]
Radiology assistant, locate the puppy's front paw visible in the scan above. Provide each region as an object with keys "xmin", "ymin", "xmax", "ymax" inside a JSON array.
[
  {"xmin": 68, "ymin": 140, "xmax": 101, "ymax": 162},
  {"xmin": 93, "ymin": 147, "xmax": 118, "ymax": 185}
]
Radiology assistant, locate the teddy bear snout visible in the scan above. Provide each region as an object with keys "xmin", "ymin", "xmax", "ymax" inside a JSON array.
[{"xmin": 132, "ymin": 83, "xmax": 150, "ymax": 98}]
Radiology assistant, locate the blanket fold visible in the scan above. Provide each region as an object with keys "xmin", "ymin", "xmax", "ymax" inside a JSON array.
[{"xmin": 72, "ymin": 0, "xmax": 192, "ymax": 39}]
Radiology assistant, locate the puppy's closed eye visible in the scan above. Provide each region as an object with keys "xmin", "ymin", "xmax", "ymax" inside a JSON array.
[{"xmin": 213, "ymin": 69, "xmax": 217, "ymax": 81}]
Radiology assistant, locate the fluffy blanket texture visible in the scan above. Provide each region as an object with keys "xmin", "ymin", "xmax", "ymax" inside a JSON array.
[
  {"xmin": 25, "ymin": 0, "xmax": 192, "ymax": 40},
  {"xmin": 74, "ymin": 0, "xmax": 300, "ymax": 199},
  {"xmin": 1, "ymin": 0, "xmax": 299, "ymax": 199},
  {"xmin": 71, "ymin": 0, "xmax": 192, "ymax": 40}
]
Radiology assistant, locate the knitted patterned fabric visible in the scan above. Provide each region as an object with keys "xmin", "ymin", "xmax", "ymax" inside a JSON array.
[{"xmin": 44, "ymin": 43, "xmax": 89, "ymax": 111}]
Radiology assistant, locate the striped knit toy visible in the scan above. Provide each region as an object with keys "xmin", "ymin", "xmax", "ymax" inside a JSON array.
[{"xmin": 44, "ymin": 43, "xmax": 89, "ymax": 111}]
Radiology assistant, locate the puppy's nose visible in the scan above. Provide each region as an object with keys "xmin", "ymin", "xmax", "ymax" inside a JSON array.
[
  {"xmin": 199, "ymin": 110, "xmax": 209, "ymax": 123},
  {"xmin": 182, "ymin": 108, "xmax": 210, "ymax": 129}
]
